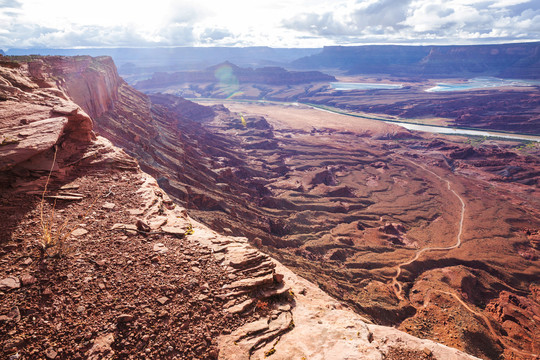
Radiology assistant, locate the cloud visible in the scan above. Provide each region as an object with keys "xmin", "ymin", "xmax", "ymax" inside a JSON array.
[
  {"xmin": 199, "ymin": 28, "xmax": 234, "ymax": 43},
  {"xmin": 0, "ymin": 0, "xmax": 21, "ymax": 8},
  {"xmin": 0, "ymin": 0, "xmax": 539, "ymax": 48},
  {"xmin": 355, "ymin": 0, "xmax": 413, "ymax": 28},
  {"xmin": 0, "ymin": 23, "xmax": 197, "ymax": 48},
  {"xmin": 158, "ymin": 24, "xmax": 197, "ymax": 45},
  {"xmin": 282, "ymin": 0, "xmax": 413, "ymax": 36},
  {"xmin": 167, "ymin": 2, "xmax": 209, "ymax": 25},
  {"xmin": 282, "ymin": 0, "xmax": 540, "ymax": 44},
  {"xmin": 489, "ymin": 0, "xmax": 532, "ymax": 8}
]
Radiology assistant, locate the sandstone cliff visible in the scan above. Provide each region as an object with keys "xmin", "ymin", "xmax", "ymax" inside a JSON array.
[
  {"xmin": 27, "ymin": 55, "xmax": 540, "ymax": 359},
  {"xmin": 0, "ymin": 55, "xmax": 487, "ymax": 359}
]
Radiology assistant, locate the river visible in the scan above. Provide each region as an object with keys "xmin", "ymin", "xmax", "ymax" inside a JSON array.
[
  {"xmin": 385, "ymin": 122, "xmax": 540, "ymax": 142},
  {"xmin": 425, "ymin": 77, "xmax": 540, "ymax": 92},
  {"xmin": 191, "ymin": 98, "xmax": 540, "ymax": 143},
  {"xmin": 305, "ymin": 104, "xmax": 540, "ymax": 142}
]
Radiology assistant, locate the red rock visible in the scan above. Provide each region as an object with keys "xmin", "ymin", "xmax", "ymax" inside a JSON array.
[
  {"xmin": 45, "ymin": 347, "xmax": 57, "ymax": 359},
  {"xmin": 117, "ymin": 314, "xmax": 134, "ymax": 323},
  {"xmin": 87, "ymin": 333, "xmax": 115, "ymax": 360},
  {"xmin": 153, "ymin": 243, "xmax": 168, "ymax": 253},
  {"xmin": 0, "ymin": 117, "xmax": 68, "ymax": 170},
  {"xmin": 0, "ymin": 306, "xmax": 21, "ymax": 322},
  {"xmin": 102, "ymin": 202, "xmax": 115, "ymax": 210},
  {"xmin": 0, "ymin": 276, "xmax": 20, "ymax": 290},
  {"xmin": 20, "ymin": 274, "xmax": 36, "ymax": 286},
  {"xmin": 156, "ymin": 296, "xmax": 170, "ymax": 305},
  {"xmin": 42, "ymin": 288, "xmax": 53, "ymax": 296},
  {"xmin": 136, "ymin": 219, "xmax": 150, "ymax": 232},
  {"xmin": 71, "ymin": 228, "xmax": 88, "ymax": 237},
  {"xmin": 273, "ymin": 273, "xmax": 285, "ymax": 283}
]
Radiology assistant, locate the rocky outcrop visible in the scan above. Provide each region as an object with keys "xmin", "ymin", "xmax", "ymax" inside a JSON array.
[
  {"xmin": 26, "ymin": 56, "xmax": 122, "ymax": 119},
  {"xmin": 485, "ymin": 291, "xmax": 540, "ymax": 354},
  {"xmin": 0, "ymin": 117, "xmax": 67, "ymax": 170},
  {"xmin": 0, "ymin": 58, "xmax": 96, "ymax": 187},
  {"xmin": 132, "ymin": 168, "xmax": 479, "ymax": 360},
  {"xmin": 0, "ymin": 54, "xmax": 482, "ymax": 360}
]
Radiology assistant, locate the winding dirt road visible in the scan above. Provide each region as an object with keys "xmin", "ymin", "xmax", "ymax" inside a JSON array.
[
  {"xmin": 390, "ymin": 159, "xmax": 466, "ymax": 301},
  {"xmin": 390, "ymin": 159, "xmax": 539, "ymax": 359}
]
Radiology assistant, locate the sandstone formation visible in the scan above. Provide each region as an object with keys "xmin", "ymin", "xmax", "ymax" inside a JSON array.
[
  {"xmin": 121, "ymin": 160, "xmax": 480, "ymax": 360},
  {"xmin": 1, "ymin": 55, "xmax": 538, "ymax": 360},
  {"xmin": 67, "ymin": 56, "xmax": 540, "ymax": 358}
]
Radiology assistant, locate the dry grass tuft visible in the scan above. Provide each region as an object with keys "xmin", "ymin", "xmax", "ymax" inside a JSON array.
[{"xmin": 38, "ymin": 146, "xmax": 97, "ymax": 259}]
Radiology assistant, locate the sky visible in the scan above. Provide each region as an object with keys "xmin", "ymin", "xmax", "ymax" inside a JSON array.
[{"xmin": 1, "ymin": 0, "xmax": 539, "ymax": 49}]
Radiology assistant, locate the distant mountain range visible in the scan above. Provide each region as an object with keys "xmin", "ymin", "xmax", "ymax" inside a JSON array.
[
  {"xmin": 291, "ymin": 42, "xmax": 540, "ymax": 79},
  {"xmin": 135, "ymin": 61, "xmax": 336, "ymax": 89},
  {"xmin": 3, "ymin": 47, "xmax": 320, "ymax": 73},
  {"xmin": 4, "ymin": 42, "xmax": 539, "ymax": 79}
]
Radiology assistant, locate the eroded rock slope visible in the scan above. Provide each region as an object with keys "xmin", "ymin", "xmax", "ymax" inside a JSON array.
[
  {"xmin": 0, "ymin": 55, "xmax": 485, "ymax": 359},
  {"xmin": 4, "ymin": 55, "xmax": 539, "ymax": 359}
]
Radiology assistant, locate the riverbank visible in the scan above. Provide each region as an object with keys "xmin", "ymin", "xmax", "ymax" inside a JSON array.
[{"xmin": 190, "ymin": 98, "xmax": 540, "ymax": 143}]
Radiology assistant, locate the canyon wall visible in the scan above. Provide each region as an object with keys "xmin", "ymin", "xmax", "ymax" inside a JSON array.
[
  {"xmin": 50, "ymin": 56, "xmax": 540, "ymax": 359},
  {"xmin": 0, "ymin": 54, "xmax": 482, "ymax": 360},
  {"xmin": 292, "ymin": 42, "xmax": 540, "ymax": 78},
  {"xmin": 3, "ymin": 55, "xmax": 538, "ymax": 359}
]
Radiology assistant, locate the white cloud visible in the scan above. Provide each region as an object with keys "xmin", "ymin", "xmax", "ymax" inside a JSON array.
[
  {"xmin": 283, "ymin": 0, "xmax": 540, "ymax": 44},
  {"xmin": 489, "ymin": 0, "xmax": 531, "ymax": 8},
  {"xmin": 0, "ymin": 0, "xmax": 539, "ymax": 48}
]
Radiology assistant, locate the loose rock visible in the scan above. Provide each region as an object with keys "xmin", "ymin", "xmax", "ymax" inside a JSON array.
[
  {"xmin": 20, "ymin": 274, "xmax": 36, "ymax": 286},
  {"xmin": 117, "ymin": 314, "xmax": 134, "ymax": 323},
  {"xmin": 71, "ymin": 228, "xmax": 88, "ymax": 237},
  {"xmin": 44, "ymin": 347, "xmax": 57, "ymax": 359},
  {"xmin": 102, "ymin": 202, "xmax": 115, "ymax": 210},
  {"xmin": 156, "ymin": 296, "xmax": 170, "ymax": 305},
  {"xmin": 136, "ymin": 219, "xmax": 150, "ymax": 232},
  {"xmin": 153, "ymin": 243, "xmax": 168, "ymax": 253},
  {"xmin": 0, "ymin": 276, "xmax": 20, "ymax": 290}
]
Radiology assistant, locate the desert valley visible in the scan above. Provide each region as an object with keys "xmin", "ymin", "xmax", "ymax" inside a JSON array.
[{"xmin": 1, "ymin": 40, "xmax": 539, "ymax": 360}]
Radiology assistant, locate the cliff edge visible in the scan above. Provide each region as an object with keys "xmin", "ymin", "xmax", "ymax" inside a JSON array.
[{"xmin": 0, "ymin": 55, "xmax": 480, "ymax": 359}]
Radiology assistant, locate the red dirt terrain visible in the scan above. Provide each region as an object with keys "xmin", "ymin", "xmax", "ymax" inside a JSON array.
[
  {"xmin": 191, "ymin": 102, "xmax": 540, "ymax": 360},
  {"xmin": 1, "ymin": 55, "xmax": 538, "ymax": 360}
]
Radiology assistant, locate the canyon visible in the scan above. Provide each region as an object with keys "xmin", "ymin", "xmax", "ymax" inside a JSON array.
[
  {"xmin": 129, "ymin": 42, "xmax": 540, "ymax": 136},
  {"xmin": 0, "ymin": 54, "xmax": 539, "ymax": 360},
  {"xmin": 135, "ymin": 67, "xmax": 540, "ymax": 136}
]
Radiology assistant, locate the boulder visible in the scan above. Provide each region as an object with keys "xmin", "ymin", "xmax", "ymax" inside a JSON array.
[{"xmin": 0, "ymin": 117, "xmax": 68, "ymax": 170}]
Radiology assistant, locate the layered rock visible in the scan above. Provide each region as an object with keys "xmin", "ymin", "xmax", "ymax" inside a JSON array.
[
  {"xmin": 0, "ymin": 58, "xmax": 96, "ymax": 188},
  {"xmin": 130, "ymin": 167, "xmax": 479, "ymax": 360},
  {"xmin": 0, "ymin": 55, "xmax": 478, "ymax": 359},
  {"xmin": 25, "ymin": 56, "xmax": 121, "ymax": 119},
  {"xmin": 3, "ymin": 55, "xmax": 537, "ymax": 359}
]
